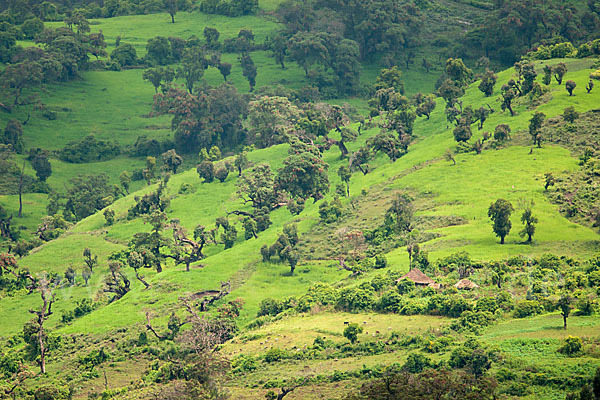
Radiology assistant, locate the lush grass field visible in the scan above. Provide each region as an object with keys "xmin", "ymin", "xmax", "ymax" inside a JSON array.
[
  {"xmin": 2, "ymin": 57, "xmax": 599, "ymax": 337},
  {"xmin": 2, "ymin": 13, "xmax": 600, "ymax": 394}
]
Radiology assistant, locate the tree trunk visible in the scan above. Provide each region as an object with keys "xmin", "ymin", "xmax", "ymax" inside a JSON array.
[
  {"xmin": 337, "ymin": 140, "xmax": 348, "ymax": 157},
  {"xmin": 171, "ymin": 13, "xmax": 175, "ymax": 23},
  {"xmin": 39, "ymin": 323, "xmax": 46, "ymax": 374},
  {"xmin": 563, "ymin": 314, "xmax": 567, "ymax": 329},
  {"xmin": 18, "ymin": 160, "xmax": 25, "ymax": 218},
  {"xmin": 135, "ymin": 270, "xmax": 150, "ymax": 289},
  {"xmin": 507, "ymin": 104, "xmax": 514, "ymax": 116},
  {"xmin": 500, "ymin": 236, "xmax": 505, "ymax": 244}
]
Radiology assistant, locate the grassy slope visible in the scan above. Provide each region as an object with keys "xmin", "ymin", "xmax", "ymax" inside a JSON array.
[
  {"xmin": 1, "ymin": 57, "xmax": 598, "ymax": 332},
  {"xmin": 1, "ymin": 17, "xmax": 600, "ymax": 395}
]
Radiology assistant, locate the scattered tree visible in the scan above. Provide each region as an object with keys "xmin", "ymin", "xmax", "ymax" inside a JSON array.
[
  {"xmin": 3, "ymin": 120, "xmax": 24, "ymax": 154},
  {"xmin": 563, "ymin": 106, "xmax": 579, "ymax": 123},
  {"xmin": 119, "ymin": 171, "xmax": 131, "ymax": 194},
  {"xmin": 488, "ymin": 199, "xmax": 514, "ymax": 244},
  {"xmin": 444, "ymin": 149, "xmax": 456, "ymax": 165},
  {"xmin": 217, "ymin": 62, "xmax": 232, "ymax": 81},
  {"xmin": 31, "ymin": 152, "xmax": 51, "ymax": 182},
  {"xmin": 553, "ymin": 62, "xmax": 567, "ymax": 84},
  {"xmin": 197, "ymin": 160, "xmax": 215, "ymax": 183},
  {"xmin": 565, "ymin": 80, "xmax": 577, "ymax": 96},
  {"xmin": 276, "ymin": 139, "xmax": 329, "ymax": 202},
  {"xmin": 453, "ymin": 120, "xmax": 472, "ymax": 142},
  {"xmin": 28, "ymin": 277, "xmax": 56, "ymax": 374},
  {"xmin": 478, "ymin": 69, "xmax": 497, "ymax": 96},
  {"xmin": 164, "ymin": 0, "xmax": 177, "ymax": 23},
  {"xmin": 558, "ymin": 294, "xmax": 572, "ymax": 330},
  {"xmin": 500, "ymin": 84, "xmax": 516, "ymax": 116},
  {"xmin": 586, "ymin": 80, "xmax": 594, "ymax": 94},
  {"xmin": 162, "ymin": 149, "xmax": 183, "ymax": 174},
  {"xmin": 83, "ymin": 248, "xmax": 98, "ymax": 272},
  {"xmin": 234, "ymin": 151, "xmax": 249, "ymax": 175},
  {"xmin": 343, "ymin": 322, "xmax": 363, "ymax": 344},
  {"xmin": 338, "ymin": 165, "xmax": 351, "ymax": 197},
  {"xmin": 239, "ymin": 53, "xmax": 257, "ymax": 92},
  {"xmin": 494, "ymin": 124, "xmax": 511, "ymax": 142},
  {"xmin": 529, "ymin": 111, "xmax": 546, "ymax": 148},
  {"xmin": 519, "ymin": 205, "xmax": 537, "ymax": 243}
]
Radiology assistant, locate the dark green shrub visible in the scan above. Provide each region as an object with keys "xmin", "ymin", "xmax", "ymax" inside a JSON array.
[
  {"xmin": 558, "ymin": 335, "xmax": 583, "ymax": 357},
  {"xmin": 402, "ymin": 353, "xmax": 431, "ymax": 373},
  {"xmin": 514, "ymin": 300, "xmax": 544, "ymax": 318},
  {"xmin": 264, "ymin": 348, "xmax": 288, "ymax": 363}
]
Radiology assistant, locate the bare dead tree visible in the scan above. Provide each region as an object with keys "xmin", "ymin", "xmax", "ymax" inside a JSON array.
[
  {"xmin": 199, "ymin": 281, "xmax": 231, "ymax": 311},
  {"xmin": 28, "ymin": 277, "xmax": 56, "ymax": 374}
]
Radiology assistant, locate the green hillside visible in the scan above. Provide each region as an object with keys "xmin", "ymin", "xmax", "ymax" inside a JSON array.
[{"xmin": 2, "ymin": 1, "xmax": 600, "ymax": 399}]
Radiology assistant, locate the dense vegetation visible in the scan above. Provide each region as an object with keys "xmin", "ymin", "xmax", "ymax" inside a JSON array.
[{"xmin": 1, "ymin": 0, "xmax": 600, "ymax": 399}]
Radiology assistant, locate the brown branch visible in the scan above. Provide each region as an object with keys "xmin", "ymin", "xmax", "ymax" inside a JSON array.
[{"xmin": 145, "ymin": 312, "xmax": 166, "ymax": 340}]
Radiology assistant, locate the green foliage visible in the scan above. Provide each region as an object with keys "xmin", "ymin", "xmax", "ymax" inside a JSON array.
[
  {"xmin": 558, "ymin": 335, "xmax": 583, "ymax": 357},
  {"xmin": 337, "ymin": 287, "xmax": 375, "ymax": 312},
  {"xmin": 450, "ymin": 310, "xmax": 495, "ymax": 333},
  {"xmin": 264, "ymin": 347, "xmax": 288, "ymax": 363},
  {"xmin": 318, "ymin": 197, "xmax": 343, "ymax": 223},
  {"xmin": 343, "ymin": 322, "xmax": 363, "ymax": 344},
  {"xmin": 198, "ymin": 0, "xmax": 258, "ymax": 17},
  {"xmin": 402, "ymin": 352, "xmax": 431, "ymax": 373},
  {"xmin": 488, "ymin": 199, "xmax": 514, "ymax": 244},
  {"xmin": 59, "ymin": 135, "xmax": 121, "ymax": 163},
  {"xmin": 478, "ymin": 69, "xmax": 497, "ymax": 97},
  {"xmin": 276, "ymin": 139, "xmax": 329, "ymax": 202},
  {"xmin": 513, "ymin": 300, "xmax": 544, "ymax": 318},
  {"xmin": 110, "ymin": 44, "xmax": 138, "ymax": 67}
]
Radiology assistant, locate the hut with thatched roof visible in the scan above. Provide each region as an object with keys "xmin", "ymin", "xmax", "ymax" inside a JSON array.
[
  {"xmin": 397, "ymin": 268, "xmax": 435, "ymax": 286},
  {"xmin": 454, "ymin": 279, "xmax": 479, "ymax": 290}
]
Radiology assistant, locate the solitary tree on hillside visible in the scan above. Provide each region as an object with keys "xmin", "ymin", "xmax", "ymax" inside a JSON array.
[
  {"xmin": 529, "ymin": 111, "xmax": 546, "ymax": 148},
  {"xmin": 500, "ymin": 84, "xmax": 516, "ymax": 116},
  {"xmin": 164, "ymin": 0, "xmax": 177, "ymax": 23},
  {"xmin": 203, "ymin": 27, "xmax": 220, "ymax": 49},
  {"xmin": 542, "ymin": 65, "xmax": 552, "ymax": 85},
  {"xmin": 217, "ymin": 62, "xmax": 232, "ymax": 81},
  {"xmin": 162, "ymin": 149, "xmax": 183, "ymax": 174},
  {"xmin": 3, "ymin": 119, "xmax": 24, "ymax": 153},
  {"xmin": 453, "ymin": 120, "xmax": 472, "ymax": 142},
  {"xmin": 558, "ymin": 294, "xmax": 572, "ymax": 329},
  {"xmin": 565, "ymin": 80, "xmax": 576, "ymax": 96},
  {"xmin": 519, "ymin": 204, "xmax": 538, "ymax": 243},
  {"xmin": 31, "ymin": 152, "xmax": 52, "ymax": 182},
  {"xmin": 478, "ymin": 69, "xmax": 497, "ymax": 97},
  {"xmin": 178, "ymin": 46, "xmax": 208, "ymax": 94},
  {"xmin": 553, "ymin": 62, "xmax": 567, "ymax": 84},
  {"xmin": 444, "ymin": 149, "xmax": 456, "ymax": 165},
  {"xmin": 343, "ymin": 322, "xmax": 363, "ymax": 344},
  {"xmin": 83, "ymin": 248, "xmax": 98, "ymax": 272},
  {"xmin": 493, "ymin": 124, "xmax": 511, "ymax": 142},
  {"xmin": 488, "ymin": 199, "xmax": 514, "ymax": 244},
  {"xmin": 586, "ymin": 80, "xmax": 594, "ymax": 93},
  {"xmin": 239, "ymin": 53, "xmax": 257, "ymax": 92},
  {"xmin": 234, "ymin": 151, "xmax": 249, "ymax": 176}
]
